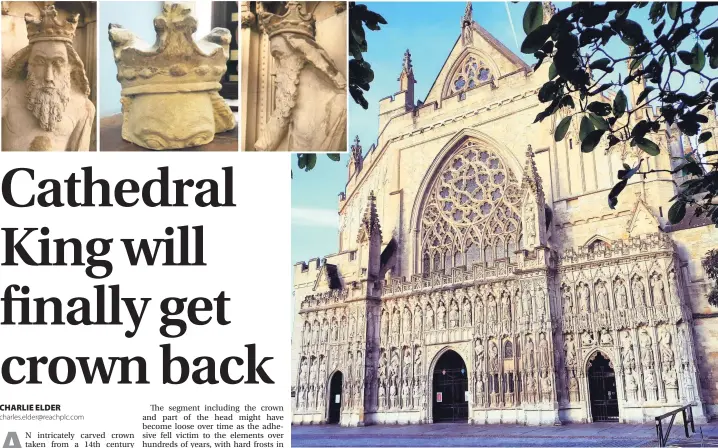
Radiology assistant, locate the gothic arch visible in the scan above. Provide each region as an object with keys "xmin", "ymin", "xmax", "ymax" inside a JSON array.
[
  {"xmin": 426, "ymin": 345, "xmax": 470, "ymax": 423},
  {"xmin": 410, "ymin": 129, "xmax": 524, "ymax": 275},
  {"xmin": 583, "ymin": 348, "xmax": 617, "ymax": 370},
  {"xmin": 582, "ymin": 349, "xmax": 623, "ymax": 423},
  {"xmin": 441, "ymin": 47, "xmax": 502, "ymax": 100},
  {"xmin": 325, "ymin": 369, "xmax": 344, "ymax": 422}
]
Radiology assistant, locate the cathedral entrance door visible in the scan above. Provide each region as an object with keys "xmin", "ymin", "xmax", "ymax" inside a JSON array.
[
  {"xmin": 328, "ymin": 372, "xmax": 343, "ymax": 424},
  {"xmin": 588, "ymin": 352, "xmax": 619, "ymax": 422},
  {"xmin": 432, "ymin": 350, "xmax": 468, "ymax": 422}
]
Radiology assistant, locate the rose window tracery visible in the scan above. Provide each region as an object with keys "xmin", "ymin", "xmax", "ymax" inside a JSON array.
[
  {"xmin": 447, "ymin": 55, "xmax": 491, "ymax": 98},
  {"xmin": 420, "ymin": 139, "xmax": 522, "ymax": 273}
]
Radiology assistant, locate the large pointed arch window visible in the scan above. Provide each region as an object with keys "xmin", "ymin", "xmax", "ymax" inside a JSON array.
[{"xmin": 419, "ymin": 139, "xmax": 522, "ymax": 274}]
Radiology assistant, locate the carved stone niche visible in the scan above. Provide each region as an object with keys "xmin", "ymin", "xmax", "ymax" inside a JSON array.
[
  {"xmin": 108, "ymin": 3, "xmax": 236, "ymax": 150},
  {"xmin": 2, "ymin": 4, "xmax": 95, "ymax": 151}
]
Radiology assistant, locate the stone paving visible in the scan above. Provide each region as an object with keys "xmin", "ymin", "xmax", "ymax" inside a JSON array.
[{"xmin": 292, "ymin": 421, "xmax": 718, "ymax": 447}]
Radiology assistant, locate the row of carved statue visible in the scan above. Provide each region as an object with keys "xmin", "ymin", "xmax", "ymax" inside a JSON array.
[
  {"xmin": 561, "ymin": 270, "xmax": 681, "ymax": 315},
  {"xmin": 378, "ymin": 233, "xmax": 675, "ymax": 297}
]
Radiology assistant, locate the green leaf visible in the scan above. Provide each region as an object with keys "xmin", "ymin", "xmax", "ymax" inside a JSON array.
[
  {"xmin": 630, "ymin": 54, "xmax": 647, "ymax": 70},
  {"xmin": 587, "ymin": 101, "xmax": 612, "ymax": 116},
  {"xmin": 691, "ymin": 43, "xmax": 706, "ymax": 72},
  {"xmin": 589, "ymin": 58, "xmax": 612, "ymax": 71},
  {"xmin": 298, "ymin": 154, "xmax": 306, "ymax": 170},
  {"xmin": 554, "ymin": 116, "xmax": 572, "ymax": 142},
  {"xmin": 523, "ymin": 2, "xmax": 544, "ymax": 35},
  {"xmin": 678, "ymin": 50, "xmax": 695, "ymax": 65},
  {"xmin": 327, "ymin": 153, "xmax": 341, "ymax": 161},
  {"xmin": 649, "ymin": 2, "xmax": 665, "ymax": 24},
  {"xmin": 613, "ymin": 90, "xmax": 627, "ymax": 118},
  {"xmin": 521, "ymin": 24, "xmax": 552, "ymax": 54},
  {"xmin": 548, "ymin": 62, "xmax": 558, "ymax": 80},
  {"xmin": 305, "ymin": 154, "xmax": 317, "ymax": 171},
  {"xmin": 579, "ymin": 116, "xmax": 594, "ymax": 141},
  {"xmin": 667, "ymin": 2, "xmax": 681, "ymax": 21},
  {"xmin": 608, "ymin": 179, "xmax": 628, "ymax": 209},
  {"xmin": 701, "ymin": 27, "xmax": 718, "ymax": 40},
  {"xmin": 581, "ymin": 130, "xmax": 605, "ymax": 153},
  {"xmin": 636, "ymin": 86, "xmax": 655, "ymax": 105},
  {"xmin": 668, "ymin": 200, "xmax": 686, "ymax": 224},
  {"xmin": 635, "ymin": 137, "xmax": 660, "ymax": 155},
  {"xmin": 588, "ymin": 113, "xmax": 609, "ymax": 131},
  {"xmin": 711, "ymin": 52, "xmax": 718, "ymax": 70}
]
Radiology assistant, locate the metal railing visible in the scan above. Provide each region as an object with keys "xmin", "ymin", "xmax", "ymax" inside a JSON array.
[{"xmin": 655, "ymin": 404, "xmax": 695, "ymax": 447}]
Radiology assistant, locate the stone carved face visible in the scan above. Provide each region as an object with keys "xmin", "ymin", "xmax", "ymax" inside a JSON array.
[
  {"xmin": 123, "ymin": 92, "xmax": 215, "ymax": 149},
  {"xmin": 26, "ymin": 41, "xmax": 71, "ymax": 132}
]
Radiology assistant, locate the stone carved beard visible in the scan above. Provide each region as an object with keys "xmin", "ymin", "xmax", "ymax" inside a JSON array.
[
  {"xmin": 25, "ymin": 69, "xmax": 71, "ymax": 132},
  {"xmin": 254, "ymin": 51, "xmax": 304, "ymax": 151}
]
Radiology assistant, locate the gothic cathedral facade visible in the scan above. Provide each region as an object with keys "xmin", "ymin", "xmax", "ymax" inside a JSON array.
[{"xmin": 292, "ymin": 2, "xmax": 718, "ymax": 426}]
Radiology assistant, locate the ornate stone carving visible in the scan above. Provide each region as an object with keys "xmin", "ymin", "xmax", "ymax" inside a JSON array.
[
  {"xmin": 253, "ymin": 2, "xmax": 346, "ymax": 151},
  {"xmin": 449, "ymin": 301, "xmax": 460, "ymax": 328},
  {"xmin": 651, "ymin": 273, "xmax": 666, "ymax": 306},
  {"xmin": 420, "ymin": 139, "xmax": 522, "ymax": 273},
  {"xmin": 108, "ymin": 4, "xmax": 235, "ymax": 149},
  {"xmin": 578, "ymin": 282, "xmax": 591, "ymax": 313},
  {"xmin": 632, "ymin": 276, "xmax": 646, "ymax": 307},
  {"xmin": 538, "ymin": 333, "xmax": 550, "ymax": 370},
  {"xmin": 3, "ymin": 5, "xmax": 95, "ymax": 151},
  {"xmin": 564, "ymin": 334, "xmax": 577, "ymax": 367}
]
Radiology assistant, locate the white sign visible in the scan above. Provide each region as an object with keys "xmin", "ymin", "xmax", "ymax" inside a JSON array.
[
  {"xmin": 335, "ymin": 394, "xmax": 341, "ymax": 404},
  {"xmin": 465, "ymin": 391, "xmax": 470, "ymax": 401},
  {"xmin": 436, "ymin": 392, "xmax": 442, "ymax": 403}
]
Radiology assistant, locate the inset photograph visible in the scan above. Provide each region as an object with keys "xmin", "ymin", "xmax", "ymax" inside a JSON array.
[
  {"xmin": 1, "ymin": 2, "xmax": 97, "ymax": 151},
  {"xmin": 99, "ymin": 1, "xmax": 238, "ymax": 151},
  {"xmin": 241, "ymin": 1, "xmax": 347, "ymax": 152}
]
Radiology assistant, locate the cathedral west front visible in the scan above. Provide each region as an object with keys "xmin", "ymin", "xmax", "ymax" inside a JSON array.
[{"xmin": 291, "ymin": 2, "xmax": 718, "ymax": 426}]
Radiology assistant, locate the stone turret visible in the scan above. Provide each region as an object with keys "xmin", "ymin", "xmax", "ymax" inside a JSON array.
[
  {"xmin": 357, "ymin": 191, "xmax": 382, "ymax": 281},
  {"xmin": 542, "ymin": 1, "xmax": 556, "ymax": 23},
  {"xmin": 348, "ymin": 135, "xmax": 363, "ymax": 180},
  {"xmin": 398, "ymin": 49, "xmax": 416, "ymax": 110},
  {"xmin": 461, "ymin": 2, "xmax": 473, "ymax": 46},
  {"xmin": 521, "ymin": 145, "xmax": 548, "ymax": 249},
  {"xmin": 379, "ymin": 49, "xmax": 417, "ymax": 131},
  {"xmin": 626, "ymin": 47, "xmax": 649, "ymax": 120}
]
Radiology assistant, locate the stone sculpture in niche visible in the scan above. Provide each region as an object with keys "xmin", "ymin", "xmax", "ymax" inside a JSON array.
[
  {"xmin": 2, "ymin": 5, "xmax": 95, "ymax": 151},
  {"xmin": 108, "ymin": 4, "xmax": 235, "ymax": 150},
  {"xmin": 254, "ymin": 2, "xmax": 347, "ymax": 151}
]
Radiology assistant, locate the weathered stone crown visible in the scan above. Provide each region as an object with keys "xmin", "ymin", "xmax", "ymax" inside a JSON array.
[
  {"xmin": 25, "ymin": 5, "xmax": 78, "ymax": 44},
  {"xmin": 259, "ymin": 1, "xmax": 315, "ymax": 39},
  {"xmin": 108, "ymin": 3, "xmax": 231, "ymax": 95}
]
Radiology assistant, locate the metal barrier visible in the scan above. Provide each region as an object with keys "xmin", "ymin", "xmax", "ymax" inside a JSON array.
[{"xmin": 655, "ymin": 404, "xmax": 695, "ymax": 447}]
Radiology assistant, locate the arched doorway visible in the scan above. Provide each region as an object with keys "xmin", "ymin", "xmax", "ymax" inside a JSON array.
[
  {"xmin": 327, "ymin": 372, "xmax": 343, "ymax": 424},
  {"xmin": 432, "ymin": 350, "xmax": 468, "ymax": 422},
  {"xmin": 587, "ymin": 352, "xmax": 619, "ymax": 422}
]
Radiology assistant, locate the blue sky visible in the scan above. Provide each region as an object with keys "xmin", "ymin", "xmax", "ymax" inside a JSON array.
[{"xmin": 291, "ymin": 1, "xmax": 716, "ymax": 267}]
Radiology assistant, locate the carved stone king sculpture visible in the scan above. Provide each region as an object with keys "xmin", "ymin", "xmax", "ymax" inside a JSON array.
[
  {"xmin": 108, "ymin": 4, "xmax": 235, "ymax": 150},
  {"xmin": 2, "ymin": 5, "xmax": 95, "ymax": 151},
  {"xmin": 254, "ymin": 2, "xmax": 347, "ymax": 151}
]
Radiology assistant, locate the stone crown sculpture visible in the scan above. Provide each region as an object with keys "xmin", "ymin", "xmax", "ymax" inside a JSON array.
[
  {"xmin": 259, "ymin": 1, "xmax": 315, "ymax": 38},
  {"xmin": 108, "ymin": 4, "xmax": 235, "ymax": 150},
  {"xmin": 25, "ymin": 5, "xmax": 78, "ymax": 43}
]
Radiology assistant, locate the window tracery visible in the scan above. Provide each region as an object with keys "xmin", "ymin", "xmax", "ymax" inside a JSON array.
[
  {"xmin": 447, "ymin": 54, "xmax": 491, "ymax": 98},
  {"xmin": 420, "ymin": 139, "xmax": 522, "ymax": 273}
]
